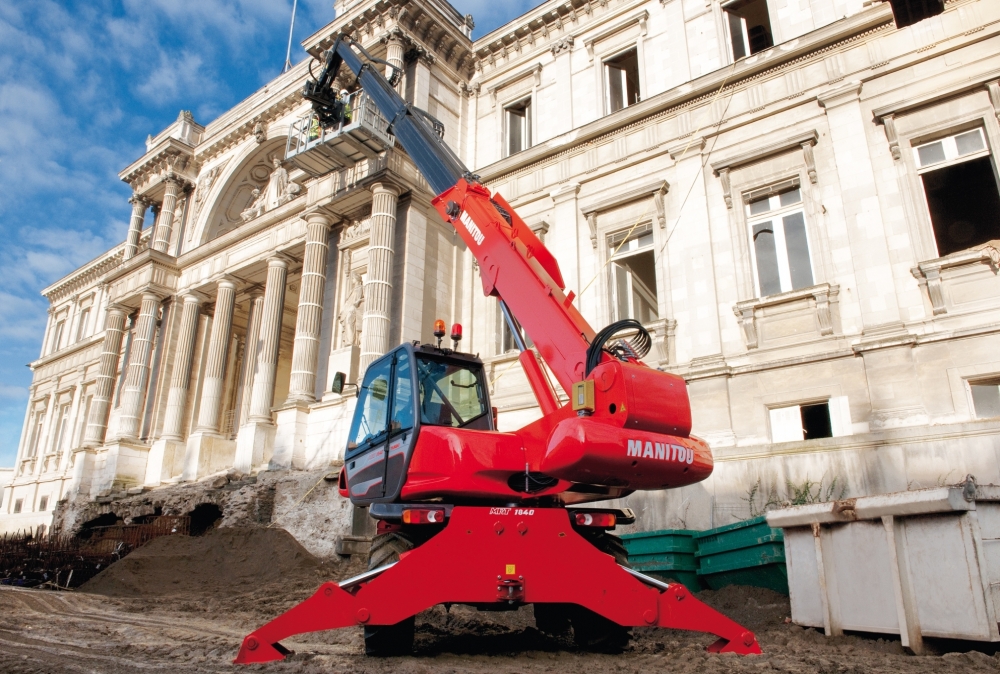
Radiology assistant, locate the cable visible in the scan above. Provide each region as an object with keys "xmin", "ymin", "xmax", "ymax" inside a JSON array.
[{"xmin": 585, "ymin": 319, "xmax": 652, "ymax": 376}]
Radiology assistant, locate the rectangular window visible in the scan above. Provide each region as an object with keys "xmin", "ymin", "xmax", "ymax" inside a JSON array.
[
  {"xmin": 607, "ymin": 224, "xmax": 658, "ymax": 324},
  {"xmin": 769, "ymin": 396, "xmax": 852, "ymax": 443},
  {"xmin": 51, "ymin": 320, "xmax": 65, "ymax": 354},
  {"xmin": 724, "ymin": 0, "xmax": 773, "ymax": 61},
  {"xmin": 14, "ymin": 499, "xmax": 22, "ymax": 514},
  {"xmin": 747, "ymin": 187, "xmax": 813, "ymax": 297},
  {"xmin": 605, "ymin": 48, "xmax": 640, "ymax": 114},
  {"xmin": 38, "ymin": 496, "xmax": 48, "ymax": 512},
  {"xmin": 496, "ymin": 301, "xmax": 533, "ymax": 354},
  {"xmin": 889, "ymin": 0, "xmax": 944, "ymax": 29},
  {"xmin": 77, "ymin": 395, "xmax": 93, "ymax": 447},
  {"xmin": 76, "ymin": 307, "xmax": 91, "ymax": 341},
  {"xmin": 52, "ymin": 403, "xmax": 71, "ymax": 455},
  {"xmin": 505, "ymin": 98, "xmax": 531, "ymax": 156},
  {"xmin": 27, "ymin": 412, "xmax": 46, "ymax": 458},
  {"xmin": 913, "ymin": 128, "xmax": 1000, "ymax": 257},
  {"xmin": 970, "ymin": 379, "xmax": 1000, "ymax": 419}
]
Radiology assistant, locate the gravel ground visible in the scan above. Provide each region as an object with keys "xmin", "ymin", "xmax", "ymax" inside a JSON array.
[{"xmin": 2, "ymin": 527, "xmax": 998, "ymax": 673}]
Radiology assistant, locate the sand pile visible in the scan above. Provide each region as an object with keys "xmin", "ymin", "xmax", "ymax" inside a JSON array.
[{"xmin": 81, "ymin": 527, "xmax": 323, "ymax": 598}]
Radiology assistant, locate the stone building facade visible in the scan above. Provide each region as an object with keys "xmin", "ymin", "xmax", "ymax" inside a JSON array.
[{"xmin": 3, "ymin": 0, "xmax": 1000, "ymax": 534}]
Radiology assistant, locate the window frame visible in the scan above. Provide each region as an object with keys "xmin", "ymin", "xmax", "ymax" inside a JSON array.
[
  {"xmin": 745, "ymin": 186, "xmax": 814, "ymax": 298},
  {"xmin": 503, "ymin": 96, "xmax": 532, "ymax": 158},
  {"xmin": 910, "ymin": 125, "xmax": 1000, "ymax": 258},
  {"xmin": 723, "ymin": 0, "xmax": 775, "ymax": 62},
  {"xmin": 968, "ymin": 377, "xmax": 1000, "ymax": 420},
  {"xmin": 606, "ymin": 222, "xmax": 659, "ymax": 325},
  {"xmin": 603, "ymin": 46, "xmax": 641, "ymax": 115}
]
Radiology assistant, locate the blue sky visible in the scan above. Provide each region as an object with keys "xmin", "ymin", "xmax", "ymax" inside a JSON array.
[{"xmin": 0, "ymin": 0, "xmax": 538, "ymax": 466}]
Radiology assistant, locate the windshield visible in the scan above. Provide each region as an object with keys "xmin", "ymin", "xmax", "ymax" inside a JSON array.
[{"xmin": 416, "ymin": 355, "xmax": 488, "ymax": 428}]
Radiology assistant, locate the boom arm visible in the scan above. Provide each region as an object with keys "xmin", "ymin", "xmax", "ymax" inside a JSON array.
[{"xmin": 311, "ymin": 36, "xmax": 602, "ymax": 395}]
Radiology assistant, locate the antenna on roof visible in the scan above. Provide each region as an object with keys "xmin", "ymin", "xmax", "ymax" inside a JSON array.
[{"xmin": 283, "ymin": 0, "xmax": 299, "ymax": 73}]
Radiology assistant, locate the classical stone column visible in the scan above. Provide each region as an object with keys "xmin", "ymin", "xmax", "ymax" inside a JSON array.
[
  {"xmin": 194, "ymin": 278, "xmax": 237, "ymax": 432},
  {"xmin": 247, "ymin": 256, "xmax": 289, "ymax": 423},
  {"xmin": 359, "ymin": 182, "xmax": 399, "ymax": 373},
  {"xmin": 124, "ymin": 194, "xmax": 149, "ymax": 261},
  {"xmin": 83, "ymin": 305, "xmax": 128, "ymax": 446},
  {"xmin": 287, "ymin": 213, "xmax": 332, "ymax": 402},
  {"xmin": 236, "ymin": 292, "xmax": 264, "ymax": 429},
  {"xmin": 160, "ymin": 293, "xmax": 202, "ymax": 440},
  {"xmin": 117, "ymin": 292, "xmax": 161, "ymax": 441},
  {"xmin": 151, "ymin": 175, "xmax": 180, "ymax": 254},
  {"xmin": 385, "ymin": 31, "xmax": 405, "ymax": 93}
]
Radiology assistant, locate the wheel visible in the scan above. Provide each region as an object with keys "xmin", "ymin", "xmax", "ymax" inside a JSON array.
[
  {"xmin": 363, "ymin": 531, "xmax": 417, "ymax": 656},
  {"xmin": 534, "ymin": 602, "xmax": 572, "ymax": 636},
  {"xmin": 568, "ymin": 531, "xmax": 632, "ymax": 653}
]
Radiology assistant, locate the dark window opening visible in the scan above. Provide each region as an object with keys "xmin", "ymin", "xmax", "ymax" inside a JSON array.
[
  {"xmin": 971, "ymin": 380, "xmax": 1000, "ymax": 419},
  {"xmin": 801, "ymin": 402, "xmax": 833, "ymax": 440},
  {"xmin": 505, "ymin": 98, "xmax": 531, "ymax": 156},
  {"xmin": 725, "ymin": 0, "xmax": 774, "ymax": 60},
  {"xmin": 889, "ymin": 0, "xmax": 944, "ymax": 29},
  {"xmin": 187, "ymin": 503, "xmax": 223, "ymax": 536},
  {"xmin": 922, "ymin": 155, "xmax": 1000, "ymax": 257},
  {"xmin": 605, "ymin": 48, "xmax": 640, "ymax": 113},
  {"xmin": 13, "ymin": 499, "xmax": 22, "ymax": 514},
  {"xmin": 38, "ymin": 496, "xmax": 48, "ymax": 512}
]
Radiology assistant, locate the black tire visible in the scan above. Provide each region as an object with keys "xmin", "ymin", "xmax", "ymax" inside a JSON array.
[
  {"xmin": 569, "ymin": 531, "xmax": 632, "ymax": 653},
  {"xmin": 534, "ymin": 602, "xmax": 572, "ymax": 636},
  {"xmin": 364, "ymin": 531, "xmax": 417, "ymax": 657}
]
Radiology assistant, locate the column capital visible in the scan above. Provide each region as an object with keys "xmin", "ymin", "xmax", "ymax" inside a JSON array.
[
  {"xmin": 370, "ymin": 181, "xmax": 401, "ymax": 197},
  {"xmin": 303, "ymin": 209, "xmax": 335, "ymax": 228},
  {"xmin": 266, "ymin": 252, "xmax": 294, "ymax": 269},
  {"xmin": 128, "ymin": 193, "xmax": 150, "ymax": 208},
  {"xmin": 106, "ymin": 303, "xmax": 130, "ymax": 319},
  {"xmin": 139, "ymin": 289, "xmax": 168, "ymax": 303},
  {"xmin": 179, "ymin": 290, "xmax": 207, "ymax": 305},
  {"xmin": 215, "ymin": 275, "xmax": 238, "ymax": 292}
]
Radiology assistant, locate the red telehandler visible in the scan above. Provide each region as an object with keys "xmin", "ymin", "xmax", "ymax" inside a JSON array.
[{"xmin": 234, "ymin": 36, "xmax": 761, "ymax": 663}]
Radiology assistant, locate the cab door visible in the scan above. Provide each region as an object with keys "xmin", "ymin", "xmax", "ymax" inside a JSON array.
[{"xmin": 343, "ymin": 347, "xmax": 418, "ymax": 503}]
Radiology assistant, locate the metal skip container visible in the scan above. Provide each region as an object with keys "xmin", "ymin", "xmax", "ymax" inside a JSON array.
[{"xmin": 765, "ymin": 480, "xmax": 1000, "ymax": 653}]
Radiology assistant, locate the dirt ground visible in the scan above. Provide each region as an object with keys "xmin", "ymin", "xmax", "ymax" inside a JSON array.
[{"xmin": 2, "ymin": 527, "xmax": 999, "ymax": 674}]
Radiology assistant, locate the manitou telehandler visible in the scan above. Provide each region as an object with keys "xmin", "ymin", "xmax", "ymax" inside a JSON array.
[{"xmin": 234, "ymin": 36, "xmax": 761, "ymax": 663}]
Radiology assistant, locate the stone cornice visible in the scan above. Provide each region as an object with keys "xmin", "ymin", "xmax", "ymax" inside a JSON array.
[
  {"xmin": 118, "ymin": 138, "xmax": 196, "ymax": 194},
  {"xmin": 103, "ymin": 249, "xmax": 181, "ymax": 307},
  {"xmin": 195, "ymin": 62, "xmax": 310, "ymax": 167},
  {"xmin": 303, "ymin": 0, "xmax": 475, "ymax": 78},
  {"xmin": 710, "ymin": 130, "xmax": 818, "ymax": 174},
  {"xmin": 479, "ymin": 3, "xmax": 894, "ymax": 186}
]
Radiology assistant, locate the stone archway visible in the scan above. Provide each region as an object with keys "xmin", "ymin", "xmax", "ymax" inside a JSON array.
[{"xmin": 201, "ymin": 139, "xmax": 291, "ymax": 243}]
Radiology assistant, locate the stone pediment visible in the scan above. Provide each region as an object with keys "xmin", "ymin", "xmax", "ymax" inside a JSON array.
[{"xmin": 103, "ymin": 249, "xmax": 180, "ymax": 307}]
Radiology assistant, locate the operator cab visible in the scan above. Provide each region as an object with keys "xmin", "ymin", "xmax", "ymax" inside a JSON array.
[{"xmin": 344, "ymin": 339, "xmax": 494, "ymax": 504}]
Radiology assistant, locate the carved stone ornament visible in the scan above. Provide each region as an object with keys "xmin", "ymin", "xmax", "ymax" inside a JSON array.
[
  {"xmin": 252, "ymin": 118, "xmax": 267, "ymax": 144},
  {"xmin": 551, "ymin": 37, "xmax": 574, "ymax": 56},
  {"xmin": 882, "ymin": 114, "xmax": 901, "ymax": 161},
  {"xmin": 339, "ymin": 271, "xmax": 365, "ymax": 347},
  {"xmin": 239, "ymin": 156, "xmax": 300, "ymax": 222},
  {"xmin": 341, "ymin": 218, "xmax": 372, "ymax": 242}
]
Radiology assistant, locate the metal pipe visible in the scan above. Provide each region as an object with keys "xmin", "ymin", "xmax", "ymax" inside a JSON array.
[
  {"xmin": 338, "ymin": 561, "xmax": 397, "ymax": 590},
  {"xmin": 499, "ymin": 300, "xmax": 527, "ymax": 352}
]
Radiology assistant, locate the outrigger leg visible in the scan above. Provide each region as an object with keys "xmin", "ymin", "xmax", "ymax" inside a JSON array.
[{"xmin": 235, "ymin": 507, "xmax": 761, "ymax": 664}]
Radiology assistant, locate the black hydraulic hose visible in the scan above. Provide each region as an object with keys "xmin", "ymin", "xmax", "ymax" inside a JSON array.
[{"xmin": 585, "ymin": 320, "xmax": 652, "ymax": 376}]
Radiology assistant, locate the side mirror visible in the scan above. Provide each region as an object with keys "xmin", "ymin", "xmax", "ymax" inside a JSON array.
[{"xmin": 331, "ymin": 372, "xmax": 347, "ymax": 394}]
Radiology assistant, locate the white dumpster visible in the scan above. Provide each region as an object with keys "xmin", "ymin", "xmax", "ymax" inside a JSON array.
[{"xmin": 766, "ymin": 480, "xmax": 1000, "ymax": 653}]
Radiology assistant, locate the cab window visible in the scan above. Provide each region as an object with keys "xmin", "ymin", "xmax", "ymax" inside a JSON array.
[
  {"xmin": 416, "ymin": 355, "xmax": 488, "ymax": 428},
  {"xmin": 347, "ymin": 357, "xmax": 391, "ymax": 452},
  {"xmin": 391, "ymin": 350, "xmax": 414, "ymax": 433}
]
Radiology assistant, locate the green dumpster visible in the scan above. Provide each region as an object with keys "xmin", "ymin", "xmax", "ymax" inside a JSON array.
[
  {"xmin": 694, "ymin": 516, "xmax": 788, "ymax": 594},
  {"xmin": 620, "ymin": 529, "xmax": 703, "ymax": 592}
]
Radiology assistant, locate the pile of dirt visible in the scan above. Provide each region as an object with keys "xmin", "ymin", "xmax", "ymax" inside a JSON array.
[{"xmin": 81, "ymin": 527, "xmax": 325, "ymax": 598}]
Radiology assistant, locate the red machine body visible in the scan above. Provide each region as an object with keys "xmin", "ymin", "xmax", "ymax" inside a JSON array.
[{"xmin": 235, "ymin": 35, "xmax": 761, "ymax": 663}]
